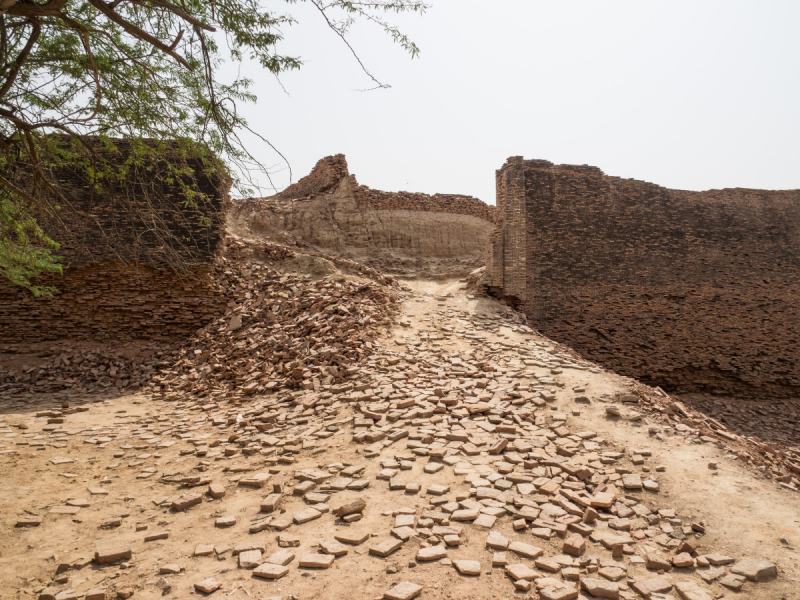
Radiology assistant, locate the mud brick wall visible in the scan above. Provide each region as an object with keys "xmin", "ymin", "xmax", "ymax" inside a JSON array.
[
  {"xmin": 353, "ymin": 187, "xmax": 495, "ymax": 223},
  {"xmin": 264, "ymin": 154, "xmax": 496, "ymax": 224},
  {"xmin": 0, "ymin": 263, "xmax": 223, "ymax": 343},
  {"xmin": 46, "ymin": 141, "xmax": 227, "ymax": 267},
  {"xmin": 274, "ymin": 154, "xmax": 350, "ymax": 201},
  {"xmin": 487, "ymin": 156, "xmax": 800, "ymax": 397},
  {"xmin": 0, "ymin": 141, "xmax": 229, "ymax": 343}
]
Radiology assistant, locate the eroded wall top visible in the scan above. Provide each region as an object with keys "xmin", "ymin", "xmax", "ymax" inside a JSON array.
[
  {"xmin": 274, "ymin": 154, "xmax": 351, "ymax": 201},
  {"xmin": 258, "ymin": 154, "xmax": 495, "ymax": 223}
]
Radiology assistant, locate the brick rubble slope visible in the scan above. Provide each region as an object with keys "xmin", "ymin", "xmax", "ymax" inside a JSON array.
[
  {"xmin": 1, "ymin": 258, "xmax": 797, "ymax": 495},
  {"xmin": 627, "ymin": 383, "xmax": 800, "ymax": 494},
  {"xmin": 150, "ymin": 260, "xmax": 400, "ymax": 402},
  {"xmin": 0, "ymin": 344, "xmax": 161, "ymax": 398},
  {"xmin": 224, "ymin": 234, "xmax": 398, "ymax": 287},
  {"xmin": 0, "ymin": 238, "xmax": 400, "ymax": 403},
  {"xmin": 1, "ymin": 295, "xmax": 786, "ymax": 600},
  {"xmin": 2, "ymin": 255, "xmax": 798, "ymax": 500}
]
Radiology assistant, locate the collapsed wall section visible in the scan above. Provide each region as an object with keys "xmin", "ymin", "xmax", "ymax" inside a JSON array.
[
  {"xmin": 487, "ymin": 157, "xmax": 800, "ymax": 397},
  {"xmin": 0, "ymin": 141, "xmax": 229, "ymax": 344}
]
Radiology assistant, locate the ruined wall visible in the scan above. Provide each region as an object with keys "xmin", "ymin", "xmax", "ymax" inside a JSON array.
[
  {"xmin": 0, "ymin": 263, "xmax": 223, "ymax": 343},
  {"xmin": 274, "ymin": 154, "xmax": 350, "ymax": 201},
  {"xmin": 487, "ymin": 156, "xmax": 800, "ymax": 397},
  {"xmin": 353, "ymin": 185, "xmax": 496, "ymax": 223},
  {"xmin": 231, "ymin": 155, "xmax": 496, "ymax": 276},
  {"xmin": 0, "ymin": 141, "xmax": 228, "ymax": 344}
]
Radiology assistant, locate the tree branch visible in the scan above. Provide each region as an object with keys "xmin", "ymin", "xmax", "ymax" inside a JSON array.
[
  {"xmin": 134, "ymin": 0, "xmax": 216, "ymax": 33},
  {"xmin": 0, "ymin": 16, "xmax": 39, "ymax": 101},
  {"xmin": 5, "ymin": 0, "xmax": 68, "ymax": 17},
  {"xmin": 167, "ymin": 27, "xmax": 183, "ymax": 51},
  {"xmin": 86, "ymin": 0, "xmax": 191, "ymax": 68},
  {"xmin": 308, "ymin": 0, "xmax": 389, "ymax": 90}
]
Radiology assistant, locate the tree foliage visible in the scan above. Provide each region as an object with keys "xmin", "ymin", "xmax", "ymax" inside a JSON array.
[{"xmin": 0, "ymin": 0, "xmax": 428, "ymax": 294}]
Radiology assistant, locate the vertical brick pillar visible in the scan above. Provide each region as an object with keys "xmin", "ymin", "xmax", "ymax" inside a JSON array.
[{"xmin": 502, "ymin": 157, "xmax": 526, "ymax": 301}]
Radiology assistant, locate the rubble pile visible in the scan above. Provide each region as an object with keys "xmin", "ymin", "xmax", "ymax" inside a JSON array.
[
  {"xmin": 0, "ymin": 288, "xmax": 785, "ymax": 600},
  {"xmin": 683, "ymin": 395, "xmax": 800, "ymax": 448},
  {"xmin": 149, "ymin": 261, "xmax": 400, "ymax": 402},
  {"xmin": 1, "ymin": 241, "xmax": 399, "ymax": 402},
  {"xmin": 0, "ymin": 345, "xmax": 165, "ymax": 398},
  {"xmin": 476, "ymin": 278, "xmax": 800, "ymax": 490},
  {"xmin": 224, "ymin": 235, "xmax": 399, "ymax": 286},
  {"xmin": 457, "ymin": 302, "xmax": 800, "ymax": 492},
  {"xmin": 628, "ymin": 384, "xmax": 800, "ymax": 493}
]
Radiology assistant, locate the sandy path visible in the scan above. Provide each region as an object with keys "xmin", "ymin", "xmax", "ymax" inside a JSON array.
[{"xmin": 0, "ymin": 277, "xmax": 797, "ymax": 600}]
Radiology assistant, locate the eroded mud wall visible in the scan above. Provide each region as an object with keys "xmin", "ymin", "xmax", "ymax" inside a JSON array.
[{"xmin": 231, "ymin": 155, "xmax": 496, "ymax": 275}]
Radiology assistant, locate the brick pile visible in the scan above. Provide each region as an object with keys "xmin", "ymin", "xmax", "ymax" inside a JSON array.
[
  {"xmin": 629, "ymin": 383, "xmax": 800, "ymax": 490},
  {"xmin": 486, "ymin": 156, "xmax": 800, "ymax": 398},
  {"xmin": 0, "ymin": 236, "xmax": 400, "ymax": 400},
  {"xmin": 0, "ymin": 266, "xmax": 793, "ymax": 600},
  {"xmin": 0, "ymin": 343, "xmax": 165, "ymax": 396},
  {"xmin": 224, "ymin": 236, "xmax": 398, "ymax": 287},
  {"xmin": 2, "ymin": 288, "xmax": 789, "ymax": 600},
  {"xmin": 148, "ymin": 256, "xmax": 400, "ymax": 403}
]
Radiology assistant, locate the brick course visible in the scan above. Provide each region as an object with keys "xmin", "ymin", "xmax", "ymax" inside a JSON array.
[
  {"xmin": 0, "ymin": 263, "xmax": 222, "ymax": 343},
  {"xmin": 486, "ymin": 157, "xmax": 800, "ymax": 397}
]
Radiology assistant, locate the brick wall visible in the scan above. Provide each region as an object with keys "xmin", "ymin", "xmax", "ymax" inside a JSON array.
[
  {"xmin": 261, "ymin": 154, "xmax": 496, "ymax": 224},
  {"xmin": 0, "ymin": 263, "xmax": 223, "ymax": 343},
  {"xmin": 352, "ymin": 186, "xmax": 495, "ymax": 223},
  {"xmin": 274, "ymin": 154, "xmax": 350, "ymax": 201},
  {"xmin": 486, "ymin": 157, "xmax": 800, "ymax": 397},
  {"xmin": 0, "ymin": 140, "xmax": 229, "ymax": 343}
]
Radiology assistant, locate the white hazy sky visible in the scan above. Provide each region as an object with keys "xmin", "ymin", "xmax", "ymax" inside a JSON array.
[{"xmin": 234, "ymin": 1, "xmax": 800, "ymax": 204}]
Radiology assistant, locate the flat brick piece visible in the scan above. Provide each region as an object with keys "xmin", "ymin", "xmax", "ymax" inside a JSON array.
[
  {"xmin": 252, "ymin": 563, "xmax": 289, "ymax": 580},
  {"xmin": 383, "ymin": 581, "xmax": 423, "ymax": 600}
]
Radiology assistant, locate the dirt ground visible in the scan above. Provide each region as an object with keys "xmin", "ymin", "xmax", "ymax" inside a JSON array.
[{"xmin": 1, "ymin": 278, "xmax": 798, "ymax": 600}]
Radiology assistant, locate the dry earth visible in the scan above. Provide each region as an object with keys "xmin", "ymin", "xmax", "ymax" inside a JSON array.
[{"xmin": 2, "ymin": 278, "xmax": 799, "ymax": 600}]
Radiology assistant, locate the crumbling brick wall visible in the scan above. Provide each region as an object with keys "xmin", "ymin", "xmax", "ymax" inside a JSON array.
[
  {"xmin": 232, "ymin": 155, "xmax": 495, "ymax": 276},
  {"xmin": 487, "ymin": 156, "xmax": 800, "ymax": 397},
  {"xmin": 0, "ymin": 141, "xmax": 229, "ymax": 344},
  {"xmin": 262, "ymin": 154, "xmax": 495, "ymax": 224},
  {"xmin": 352, "ymin": 187, "xmax": 495, "ymax": 223},
  {"xmin": 274, "ymin": 154, "xmax": 351, "ymax": 201},
  {"xmin": 0, "ymin": 263, "xmax": 223, "ymax": 343}
]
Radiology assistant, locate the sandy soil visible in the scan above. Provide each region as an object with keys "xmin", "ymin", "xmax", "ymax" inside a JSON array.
[{"xmin": 1, "ymin": 278, "xmax": 798, "ymax": 600}]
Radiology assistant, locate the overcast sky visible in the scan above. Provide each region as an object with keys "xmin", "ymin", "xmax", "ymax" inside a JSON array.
[{"xmin": 235, "ymin": 1, "xmax": 800, "ymax": 204}]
